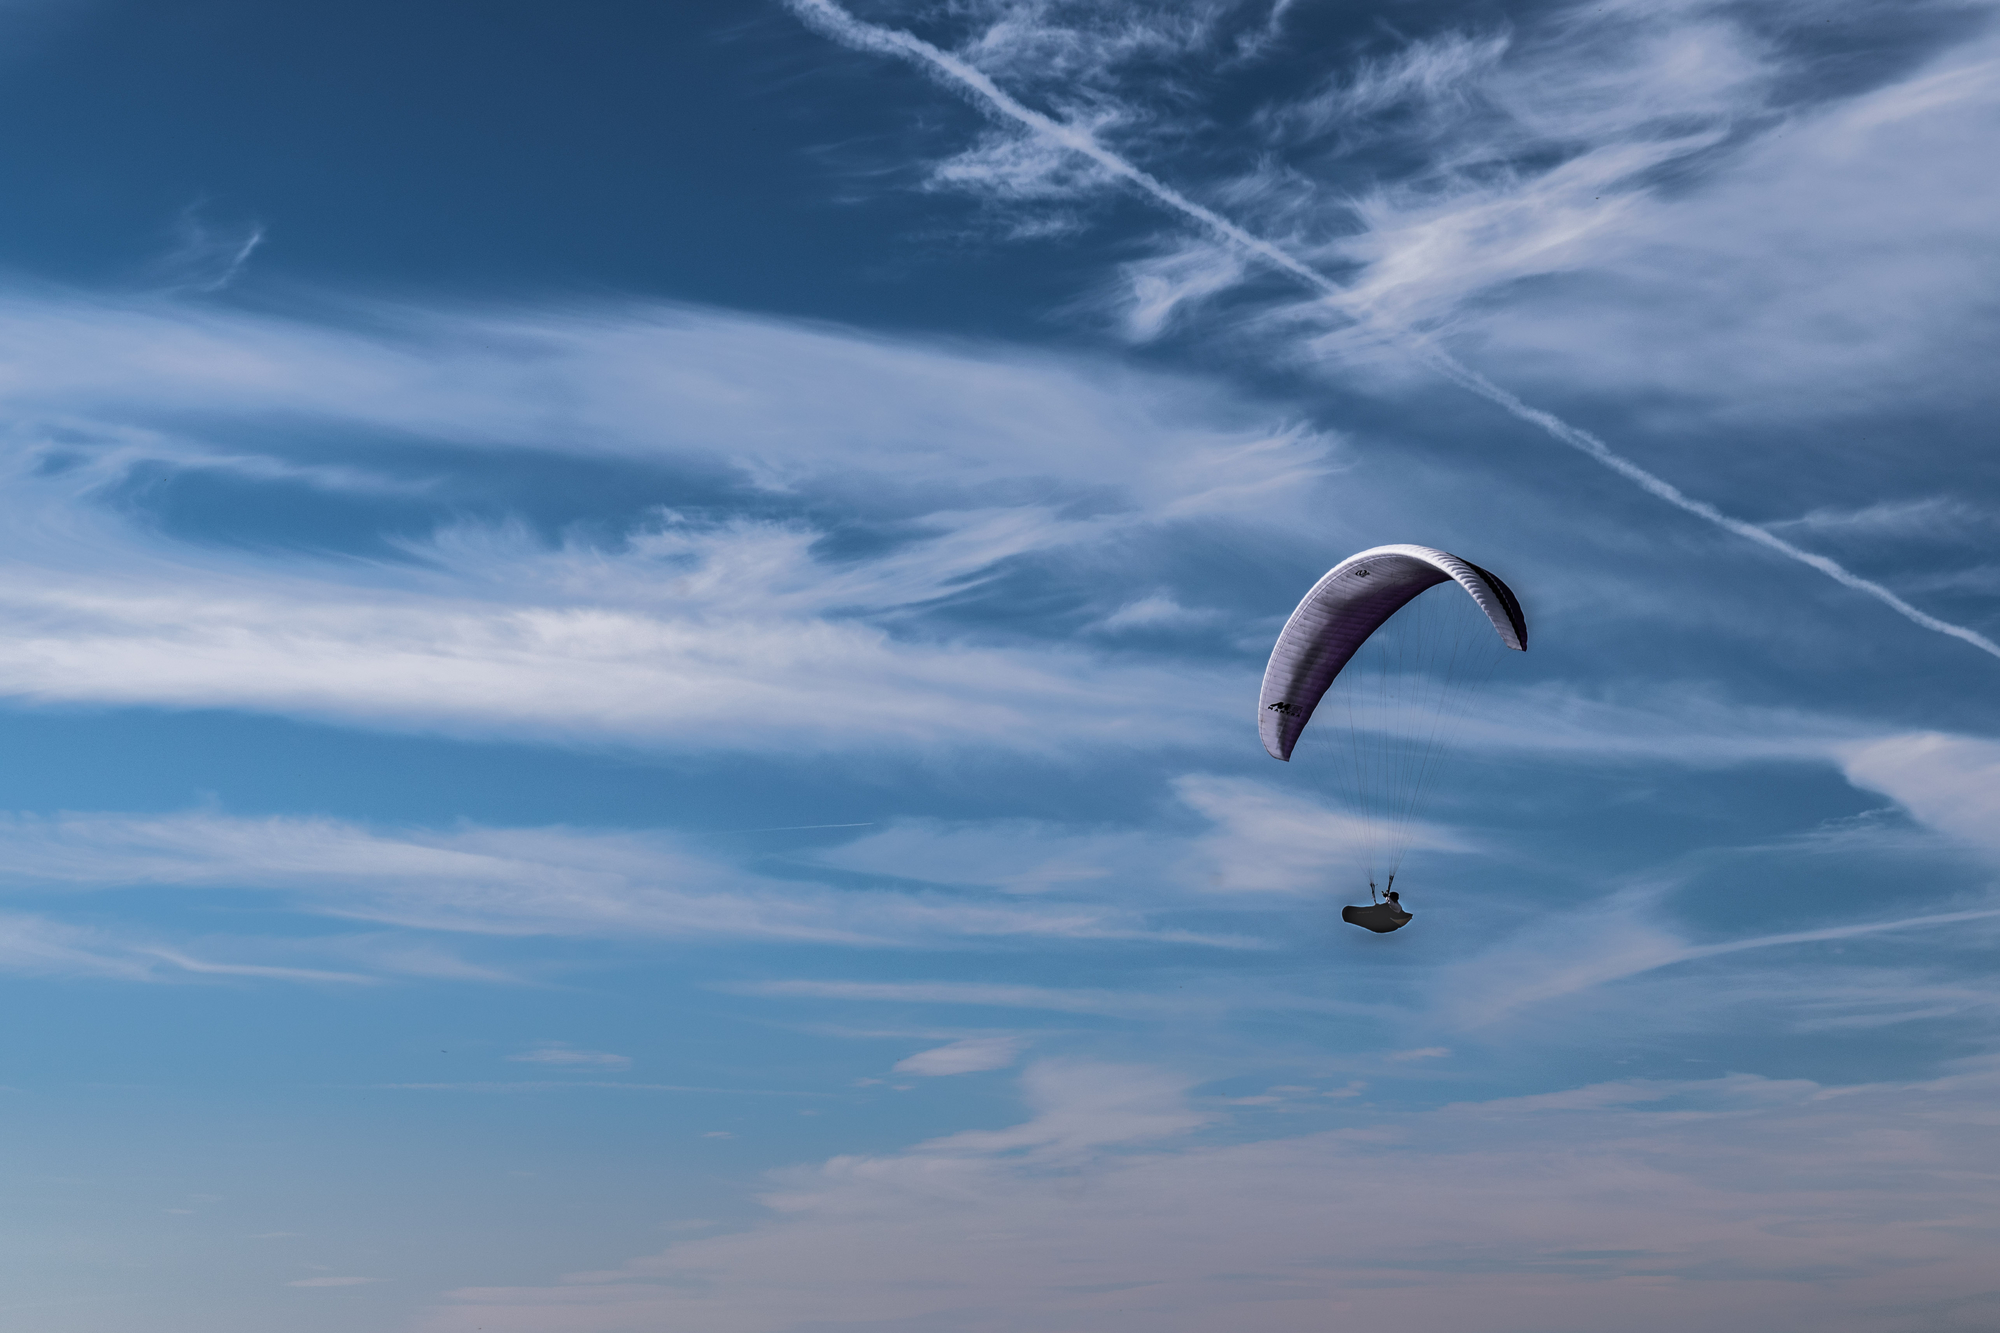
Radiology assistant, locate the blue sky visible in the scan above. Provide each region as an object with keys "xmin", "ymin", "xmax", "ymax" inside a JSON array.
[{"xmin": 1, "ymin": 1, "xmax": 1997, "ymax": 1329}]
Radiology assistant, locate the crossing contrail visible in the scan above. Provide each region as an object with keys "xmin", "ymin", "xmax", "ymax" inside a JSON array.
[{"xmin": 785, "ymin": 0, "xmax": 2000, "ymax": 663}]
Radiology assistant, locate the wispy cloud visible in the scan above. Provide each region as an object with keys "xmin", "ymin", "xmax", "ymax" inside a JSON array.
[
  {"xmin": 0, "ymin": 291, "xmax": 1327, "ymax": 511},
  {"xmin": 1448, "ymin": 892, "xmax": 2000, "ymax": 1026},
  {"xmin": 0, "ymin": 291, "xmax": 1346, "ymax": 754},
  {"xmin": 724, "ymin": 978, "xmax": 1216, "ymax": 1019},
  {"xmin": 784, "ymin": 0, "xmax": 2000, "ymax": 664},
  {"xmin": 1840, "ymin": 732, "xmax": 2000, "ymax": 862},
  {"xmin": 1766, "ymin": 498, "xmax": 1996, "ymax": 543},
  {"xmin": 0, "ymin": 808, "xmax": 1244, "ymax": 969},
  {"xmin": 0, "ymin": 909, "xmax": 383, "ymax": 985},
  {"xmin": 508, "ymin": 1043, "xmax": 634, "ymax": 1071},
  {"xmin": 426, "ymin": 1055, "xmax": 2000, "ymax": 1333},
  {"xmin": 892, "ymin": 1036, "xmax": 1024, "ymax": 1075},
  {"xmin": 0, "ymin": 912, "xmax": 156, "ymax": 981},
  {"xmin": 380, "ymin": 1082, "xmax": 827, "ymax": 1097},
  {"xmin": 149, "ymin": 202, "xmax": 265, "ymax": 295}
]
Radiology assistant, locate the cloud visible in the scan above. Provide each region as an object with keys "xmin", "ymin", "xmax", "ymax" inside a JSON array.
[
  {"xmin": 788, "ymin": 0, "xmax": 2000, "ymax": 662},
  {"xmin": 1266, "ymin": 4, "xmax": 1779, "ymax": 336},
  {"xmin": 0, "ymin": 289, "xmax": 1342, "ymax": 755},
  {"xmin": 0, "ymin": 808, "xmax": 1241, "ymax": 972},
  {"xmin": 0, "ymin": 912, "xmax": 154, "ymax": 980},
  {"xmin": 1092, "ymin": 592, "xmax": 1222, "ymax": 633},
  {"xmin": 0, "ymin": 290, "xmax": 1327, "ymax": 515},
  {"xmin": 0, "ymin": 534, "xmax": 1244, "ymax": 756},
  {"xmin": 812, "ymin": 818, "xmax": 1159, "ymax": 897},
  {"xmin": 1438, "ymin": 878, "xmax": 2000, "ymax": 1031},
  {"xmin": 508, "ymin": 1044, "xmax": 634, "ymax": 1072},
  {"xmin": 0, "ymin": 909, "xmax": 379, "ymax": 985},
  {"xmin": 1766, "ymin": 498, "xmax": 1997, "ymax": 543},
  {"xmin": 724, "ymin": 979, "xmax": 1214, "ymax": 1019},
  {"xmin": 1175, "ymin": 774, "xmax": 1475, "ymax": 893},
  {"xmin": 150, "ymin": 202, "xmax": 265, "ymax": 295},
  {"xmin": 813, "ymin": 771, "xmax": 1505, "ymax": 905},
  {"xmin": 1467, "ymin": 29, "xmax": 2000, "ymax": 421},
  {"xmin": 891, "ymin": 1036, "xmax": 1023, "ymax": 1075},
  {"xmin": 424, "ymin": 1056, "xmax": 2000, "ymax": 1333},
  {"xmin": 0, "ymin": 712, "xmax": 1956, "ymax": 989},
  {"xmin": 381, "ymin": 1083, "xmax": 824, "ymax": 1097},
  {"xmin": 1118, "ymin": 245, "xmax": 1248, "ymax": 341},
  {"xmin": 1442, "ymin": 682, "xmax": 1865, "ymax": 764},
  {"xmin": 816, "ymin": 770, "xmax": 1511, "ymax": 906},
  {"xmin": 1840, "ymin": 732, "xmax": 2000, "ymax": 863}
]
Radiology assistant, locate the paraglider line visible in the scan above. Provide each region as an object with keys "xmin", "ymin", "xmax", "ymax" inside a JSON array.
[{"xmin": 783, "ymin": 0, "xmax": 2000, "ymax": 665}]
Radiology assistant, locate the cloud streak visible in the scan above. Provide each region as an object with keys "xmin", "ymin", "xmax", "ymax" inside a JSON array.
[
  {"xmin": 784, "ymin": 0, "xmax": 2000, "ymax": 664},
  {"xmin": 0, "ymin": 808, "xmax": 1246, "ymax": 964},
  {"xmin": 426, "ymin": 1056, "xmax": 2000, "ymax": 1333},
  {"xmin": 0, "ymin": 292, "xmax": 1335, "ymax": 754}
]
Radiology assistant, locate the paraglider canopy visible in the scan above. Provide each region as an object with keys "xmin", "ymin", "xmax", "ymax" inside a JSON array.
[{"xmin": 1259, "ymin": 544, "xmax": 1525, "ymax": 763}]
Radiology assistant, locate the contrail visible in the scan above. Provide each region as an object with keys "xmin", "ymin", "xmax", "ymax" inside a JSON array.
[
  {"xmin": 1415, "ymin": 354, "xmax": 2000, "ymax": 659},
  {"xmin": 1682, "ymin": 905, "xmax": 2000, "ymax": 962},
  {"xmin": 784, "ymin": 0, "xmax": 2000, "ymax": 663}
]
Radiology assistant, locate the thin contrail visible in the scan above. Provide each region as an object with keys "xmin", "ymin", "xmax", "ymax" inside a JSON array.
[
  {"xmin": 785, "ymin": 0, "xmax": 2000, "ymax": 663},
  {"xmin": 1682, "ymin": 905, "xmax": 2000, "ymax": 962}
]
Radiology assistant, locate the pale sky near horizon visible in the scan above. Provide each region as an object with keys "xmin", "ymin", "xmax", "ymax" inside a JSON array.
[{"xmin": 1, "ymin": 2, "xmax": 1998, "ymax": 1330}]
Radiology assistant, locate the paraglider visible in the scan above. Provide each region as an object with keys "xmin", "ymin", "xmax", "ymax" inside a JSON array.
[
  {"xmin": 1259, "ymin": 545, "xmax": 1527, "ymax": 932},
  {"xmin": 1341, "ymin": 883, "xmax": 1411, "ymax": 934}
]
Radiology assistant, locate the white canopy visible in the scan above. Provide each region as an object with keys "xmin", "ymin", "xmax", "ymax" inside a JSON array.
[{"xmin": 1259, "ymin": 545, "xmax": 1526, "ymax": 762}]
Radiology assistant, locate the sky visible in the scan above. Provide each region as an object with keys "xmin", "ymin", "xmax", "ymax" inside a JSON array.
[{"xmin": 0, "ymin": 1, "xmax": 1997, "ymax": 1329}]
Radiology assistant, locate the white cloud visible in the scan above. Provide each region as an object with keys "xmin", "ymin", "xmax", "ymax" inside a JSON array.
[
  {"xmin": 812, "ymin": 818, "xmax": 1157, "ymax": 896},
  {"xmin": 791, "ymin": 0, "xmax": 2000, "ymax": 663},
  {"xmin": 1438, "ymin": 875, "xmax": 2000, "ymax": 1032},
  {"xmin": 724, "ymin": 979, "xmax": 1215, "ymax": 1019},
  {"xmin": 1766, "ymin": 497, "xmax": 1996, "ymax": 543},
  {"xmin": 509, "ymin": 1044, "xmax": 634, "ymax": 1072},
  {"xmin": 0, "ymin": 912, "xmax": 155, "ymax": 981},
  {"xmin": 0, "ymin": 809, "xmax": 1238, "ymax": 969},
  {"xmin": 1092, "ymin": 592, "xmax": 1222, "ymax": 633},
  {"xmin": 1460, "ymin": 27, "xmax": 2000, "ymax": 419},
  {"xmin": 0, "ymin": 291, "xmax": 1330, "ymax": 516},
  {"xmin": 1443, "ymin": 681, "xmax": 1869, "ymax": 763},
  {"xmin": 818, "ymin": 773, "xmax": 1490, "ymax": 905},
  {"xmin": 0, "ymin": 288, "xmax": 1339, "ymax": 756},
  {"xmin": 150, "ymin": 202, "xmax": 264, "ymax": 295},
  {"xmin": 1840, "ymin": 732, "xmax": 2000, "ymax": 863},
  {"xmin": 0, "ymin": 702, "xmax": 1950, "ymax": 988},
  {"xmin": 892, "ymin": 1036, "xmax": 1024, "ymax": 1076},
  {"xmin": 425, "ymin": 1056, "xmax": 2000, "ymax": 1333},
  {"xmin": 1117, "ymin": 244, "xmax": 1247, "ymax": 341},
  {"xmin": 1270, "ymin": 28, "xmax": 1510, "ymax": 136},
  {"xmin": 1174, "ymin": 773, "xmax": 1474, "ymax": 893},
  {"xmin": 0, "ymin": 527, "xmax": 1246, "ymax": 756},
  {"xmin": 889, "ymin": 0, "xmax": 1800, "ymax": 355},
  {"xmin": 0, "ymin": 910, "xmax": 376, "ymax": 985}
]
